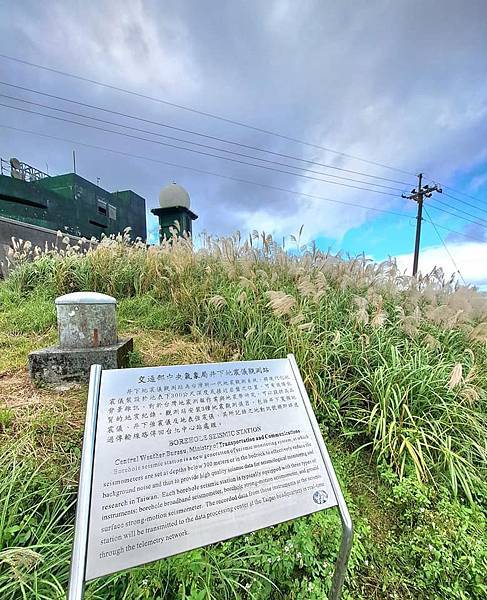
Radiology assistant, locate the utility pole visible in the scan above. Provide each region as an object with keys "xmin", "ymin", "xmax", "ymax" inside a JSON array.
[{"xmin": 402, "ymin": 173, "xmax": 442, "ymax": 276}]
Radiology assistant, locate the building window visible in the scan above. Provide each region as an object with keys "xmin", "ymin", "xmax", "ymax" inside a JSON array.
[
  {"xmin": 108, "ymin": 204, "xmax": 117, "ymax": 220},
  {"xmin": 89, "ymin": 219, "xmax": 108, "ymax": 229},
  {"xmin": 97, "ymin": 199, "xmax": 107, "ymax": 215}
]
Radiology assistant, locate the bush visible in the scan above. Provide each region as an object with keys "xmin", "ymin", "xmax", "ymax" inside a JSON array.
[{"xmin": 383, "ymin": 476, "xmax": 487, "ymax": 599}]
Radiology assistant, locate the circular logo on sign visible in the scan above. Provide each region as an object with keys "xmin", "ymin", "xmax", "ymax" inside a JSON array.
[{"xmin": 313, "ymin": 490, "xmax": 328, "ymax": 504}]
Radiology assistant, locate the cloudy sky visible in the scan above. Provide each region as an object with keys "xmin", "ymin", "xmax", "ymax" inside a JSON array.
[{"xmin": 1, "ymin": 0, "xmax": 486, "ymax": 286}]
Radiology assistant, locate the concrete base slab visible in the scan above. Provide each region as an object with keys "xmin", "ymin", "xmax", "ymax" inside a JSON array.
[{"xmin": 28, "ymin": 338, "xmax": 133, "ymax": 385}]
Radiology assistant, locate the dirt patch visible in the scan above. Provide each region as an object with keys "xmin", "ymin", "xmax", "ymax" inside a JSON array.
[
  {"xmin": 0, "ymin": 332, "xmax": 237, "ymax": 445},
  {"xmin": 125, "ymin": 328, "xmax": 237, "ymax": 366},
  {"xmin": 0, "ymin": 368, "xmax": 87, "ymax": 429}
]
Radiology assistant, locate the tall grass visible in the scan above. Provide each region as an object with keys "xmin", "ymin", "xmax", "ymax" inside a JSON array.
[
  {"xmin": 4, "ymin": 231, "xmax": 487, "ymax": 504},
  {"xmin": 0, "ymin": 441, "xmax": 297, "ymax": 600},
  {"xmin": 0, "ymin": 440, "xmax": 74, "ymax": 599},
  {"xmin": 2, "ymin": 231, "xmax": 487, "ymax": 598}
]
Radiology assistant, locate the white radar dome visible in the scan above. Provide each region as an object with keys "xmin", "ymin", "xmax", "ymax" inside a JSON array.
[{"xmin": 159, "ymin": 182, "xmax": 190, "ymax": 209}]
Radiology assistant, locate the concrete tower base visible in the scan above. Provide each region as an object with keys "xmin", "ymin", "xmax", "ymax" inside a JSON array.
[{"xmin": 28, "ymin": 338, "xmax": 133, "ymax": 385}]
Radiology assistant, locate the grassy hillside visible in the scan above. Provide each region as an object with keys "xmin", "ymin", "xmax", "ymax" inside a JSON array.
[{"xmin": 0, "ymin": 232, "xmax": 486, "ymax": 599}]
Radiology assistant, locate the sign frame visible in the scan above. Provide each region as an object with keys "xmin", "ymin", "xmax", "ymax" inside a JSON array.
[{"xmin": 67, "ymin": 355, "xmax": 353, "ymax": 600}]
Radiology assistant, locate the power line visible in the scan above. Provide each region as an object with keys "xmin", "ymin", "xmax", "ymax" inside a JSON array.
[
  {"xmin": 0, "ymin": 52, "xmax": 417, "ymax": 178},
  {"xmin": 425, "ymin": 201, "xmax": 487, "ymax": 230},
  {"xmin": 422, "ymin": 172, "xmax": 487, "ymax": 210},
  {"xmin": 428, "ymin": 195, "xmax": 487, "ymax": 226},
  {"xmin": 441, "ymin": 190, "xmax": 487, "ymax": 216},
  {"xmin": 423, "ymin": 206, "xmax": 467, "ymax": 285},
  {"xmin": 0, "ymin": 123, "xmax": 415, "ymax": 221},
  {"xmin": 421, "ymin": 220, "xmax": 486, "ymax": 244},
  {"xmin": 3, "ymin": 121, "xmax": 485, "ymax": 249},
  {"xmin": 443, "ymin": 185, "xmax": 487, "ymax": 205},
  {"xmin": 424, "ymin": 175, "xmax": 487, "ymax": 205},
  {"xmin": 0, "ymin": 102, "xmax": 402, "ymax": 197},
  {"xmin": 0, "ymin": 81, "xmax": 414, "ymax": 188},
  {"xmin": 0, "ymin": 93, "xmax": 405, "ymax": 193},
  {"xmin": 399, "ymin": 174, "xmax": 487, "ymax": 278}
]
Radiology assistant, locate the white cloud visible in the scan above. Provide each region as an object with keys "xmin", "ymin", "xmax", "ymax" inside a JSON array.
[
  {"xmin": 394, "ymin": 241, "xmax": 487, "ymax": 287},
  {"xmin": 470, "ymin": 173, "xmax": 487, "ymax": 192},
  {"xmin": 2, "ymin": 0, "xmax": 487, "ymax": 248},
  {"xmin": 239, "ymin": 0, "xmax": 487, "ymax": 243},
  {"xmin": 14, "ymin": 0, "xmax": 201, "ymax": 99}
]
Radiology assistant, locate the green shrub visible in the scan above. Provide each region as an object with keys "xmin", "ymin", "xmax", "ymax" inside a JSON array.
[{"xmin": 383, "ymin": 476, "xmax": 487, "ymax": 599}]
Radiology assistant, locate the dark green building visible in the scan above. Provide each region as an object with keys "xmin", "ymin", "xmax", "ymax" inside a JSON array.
[
  {"xmin": 0, "ymin": 167, "xmax": 146, "ymax": 240},
  {"xmin": 0, "ymin": 158, "xmax": 147, "ymax": 276}
]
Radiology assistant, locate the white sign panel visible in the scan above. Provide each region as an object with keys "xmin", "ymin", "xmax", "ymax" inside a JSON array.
[{"xmin": 85, "ymin": 358, "xmax": 337, "ymax": 580}]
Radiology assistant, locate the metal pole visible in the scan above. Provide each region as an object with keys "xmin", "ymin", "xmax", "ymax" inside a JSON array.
[
  {"xmin": 67, "ymin": 364, "xmax": 102, "ymax": 600},
  {"xmin": 412, "ymin": 173, "xmax": 423, "ymax": 277},
  {"xmin": 329, "ymin": 512, "xmax": 354, "ymax": 599},
  {"xmin": 73, "ymin": 150, "xmax": 77, "ymax": 175},
  {"xmin": 287, "ymin": 354, "xmax": 353, "ymax": 600}
]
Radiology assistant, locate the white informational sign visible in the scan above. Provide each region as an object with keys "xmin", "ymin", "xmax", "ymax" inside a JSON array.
[{"xmin": 84, "ymin": 357, "xmax": 338, "ymax": 580}]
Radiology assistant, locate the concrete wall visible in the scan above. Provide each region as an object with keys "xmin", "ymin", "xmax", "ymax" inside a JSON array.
[{"xmin": 0, "ymin": 215, "xmax": 90, "ymax": 278}]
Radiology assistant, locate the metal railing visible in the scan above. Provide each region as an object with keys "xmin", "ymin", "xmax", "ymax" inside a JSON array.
[
  {"xmin": 0, "ymin": 157, "xmax": 50, "ymax": 181},
  {"xmin": 0, "ymin": 157, "xmax": 10, "ymax": 176}
]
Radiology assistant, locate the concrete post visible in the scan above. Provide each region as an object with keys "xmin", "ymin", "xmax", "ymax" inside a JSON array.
[
  {"xmin": 56, "ymin": 292, "xmax": 117, "ymax": 349},
  {"xmin": 29, "ymin": 291, "xmax": 133, "ymax": 384}
]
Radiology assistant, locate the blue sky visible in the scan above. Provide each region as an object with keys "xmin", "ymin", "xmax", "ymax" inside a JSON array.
[{"xmin": 0, "ymin": 0, "xmax": 486, "ymax": 286}]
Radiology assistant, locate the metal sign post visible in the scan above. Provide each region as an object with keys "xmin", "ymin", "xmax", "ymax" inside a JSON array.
[
  {"xmin": 68, "ymin": 356, "xmax": 352, "ymax": 599},
  {"xmin": 68, "ymin": 364, "xmax": 102, "ymax": 600},
  {"xmin": 288, "ymin": 355, "xmax": 353, "ymax": 598}
]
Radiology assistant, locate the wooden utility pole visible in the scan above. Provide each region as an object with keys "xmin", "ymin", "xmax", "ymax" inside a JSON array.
[{"xmin": 402, "ymin": 173, "xmax": 442, "ymax": 276}]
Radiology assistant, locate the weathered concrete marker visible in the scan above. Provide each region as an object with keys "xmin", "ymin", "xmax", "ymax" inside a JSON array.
[{"xmin": 29, "ymin": 292, "xmax": 132, "ymax": 384}]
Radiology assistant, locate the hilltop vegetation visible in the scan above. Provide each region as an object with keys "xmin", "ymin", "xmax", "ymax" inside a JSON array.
[{"xmin": 0, "ymin": 230, "xmax": 486, "ymax": 599}]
